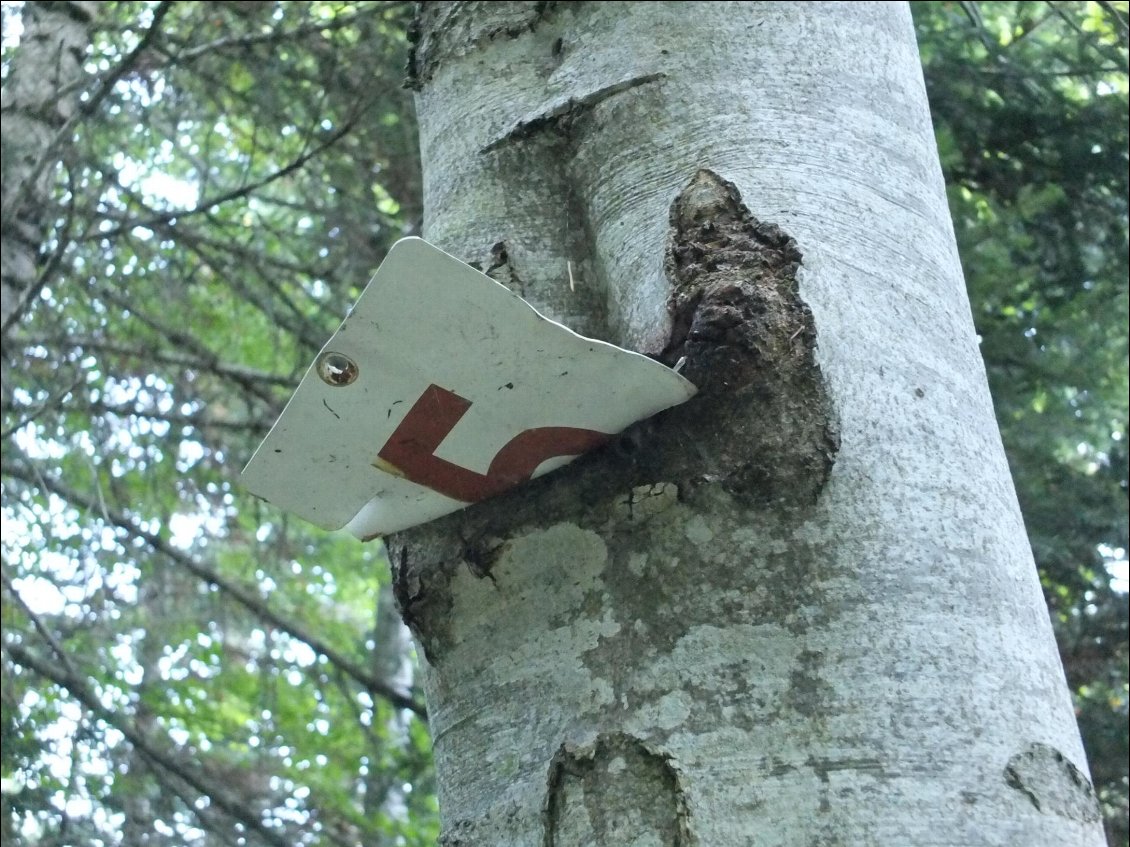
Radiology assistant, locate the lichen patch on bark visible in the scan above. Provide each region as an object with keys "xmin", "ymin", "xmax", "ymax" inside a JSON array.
[
  {"xmin": 542, "ymin": 734, "xmax": 692, "ymax": 847},
  {"xmin": 657, "ymin": 169, "xmax": 838, "ymax": 511},
  {"xmin": 391, "ymin": 522, "xmax": 609, "ymax": 666}
]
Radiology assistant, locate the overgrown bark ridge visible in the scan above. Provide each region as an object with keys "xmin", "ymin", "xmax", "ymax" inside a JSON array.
[{"xmin": 658, "ymin": 169, "xmax": 838, "ymax": 511}]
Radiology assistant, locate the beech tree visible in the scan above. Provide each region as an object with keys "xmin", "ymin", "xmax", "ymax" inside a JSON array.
[{"xmin": 394, "ymin": 3, "xmax": 1108, "ymax": 844}]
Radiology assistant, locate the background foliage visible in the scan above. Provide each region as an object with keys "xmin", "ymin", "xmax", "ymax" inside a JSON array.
[
  {"xmin": 0, "ymin": 2, "xmax": 1125, "ymax": 845},
  {"xmin": 918, "ymin": 3, "xmax": 1128, "ymax": 841}
]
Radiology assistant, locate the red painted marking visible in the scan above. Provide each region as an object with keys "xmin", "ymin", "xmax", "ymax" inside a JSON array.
[{"xmin": 377, "ymin": 384, "xmax": 610, "ymax": 502}]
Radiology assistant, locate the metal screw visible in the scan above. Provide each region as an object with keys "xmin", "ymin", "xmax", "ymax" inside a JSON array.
[{"xmin": 316, "ymin": 351, "xmax": 359, "ymax": 386}]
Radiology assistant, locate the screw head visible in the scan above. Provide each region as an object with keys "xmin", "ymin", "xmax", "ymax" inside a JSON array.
[{"xmin": 316, "ymin": 351, "xmax": 359, "ymax": 387}]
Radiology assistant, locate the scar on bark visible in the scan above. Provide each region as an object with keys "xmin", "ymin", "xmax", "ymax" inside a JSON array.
[
  {"xmin": 408, "ymin": 1, "xmax": 561, "ymax": 91},
  {"xmin": 1004, "ymin": 742, "xmax": 1101, "ymax": 823},
  {"xmin": 391, "ymin": 543, "xmax": 454, "ymax": 664},
  {"xmin": 657, "ymin": 169, "xmax": 838, "ymax": 511},
  {"xmin": 482, "ymin": 73, "xmax": 666, "ymax": 153},
  {"xmin": 542, "ymin": 734, "xmax": 692, "ymax": 847},
  {"xmin": 468, "ymin": 240, "xmax": 525, "ymax": 295}
]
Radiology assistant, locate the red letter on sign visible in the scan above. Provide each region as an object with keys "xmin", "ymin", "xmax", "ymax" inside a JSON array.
[{"xmin": 376, "ymin": 384, "xmax": 610, "ymax": 503}]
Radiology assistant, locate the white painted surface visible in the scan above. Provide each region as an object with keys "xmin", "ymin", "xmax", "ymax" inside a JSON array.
[{"xmin": 242, "ymin": 238, "xmax": 693, "ymax": 536}]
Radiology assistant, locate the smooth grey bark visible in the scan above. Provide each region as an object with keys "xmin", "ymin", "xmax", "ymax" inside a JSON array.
[
  {"xmin": 0, "ymin": 0, "xmax": 96, "ymax": 335},
  {"xmin": 395, "ymin": 3, "xmax": 1105, "ymax": 845}
]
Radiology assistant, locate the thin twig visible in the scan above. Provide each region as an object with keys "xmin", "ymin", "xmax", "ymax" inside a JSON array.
[
  {"xmin": 1046, "ymin": 1, "xmax": 1129, "ymax": 68},
  {"xmin": 0, "ymin": 372, "xmax": 85, "ymax": 440},
  {"xmin": 8, "ymin": 334, "xmax": 298, "ymax": 388},
  {"xmin": 157, "ymin": 3, "xmax": 399, "ymax": 68},
  {"xmin": 90, "ymin": 286, "xmax": 285, "ymax": 408},
  {"xmin": 2, "ymin": 640, "xmax": 293, "ymax": 847},
  {"xmin": 0, "ymin": 162, "xmax": 81, "ymax": 341},
  {"xmin": 95, "ymin": 118, "xmax": 357, "ymax": 240},
  {"xmin": 1096, "ymin": 0, "xmax": 1130, "ymax": 48},
  {"xmin": 4, "ymin": 463, "xmax": 427, "ymax": 718},
  {"xmin": 0, "ymin": 558, "xmax": 81, "ymax": 682},
  {"xmin": 0, "ymin": 1, "xmax": 175, "ymax": 229}
]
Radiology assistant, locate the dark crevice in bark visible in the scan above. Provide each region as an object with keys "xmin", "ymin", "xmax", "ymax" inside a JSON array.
[
  {"xmin": 475, "ymin": 135, "xmax": 611, "ymax": 340},
  {"xmin": 390, "ymin": 529, "xmax": 507, "ymax": 665},
  {"xmin": 542, "ymin": 734, "xmax": 692, "ymax": 847},
  {"xmin": 468, "ymin": 240, "xmax": 526, "ymax": 296},
  {"xmin": 390, "ymin": 542, "xmax": 452, "ymax": 664}
]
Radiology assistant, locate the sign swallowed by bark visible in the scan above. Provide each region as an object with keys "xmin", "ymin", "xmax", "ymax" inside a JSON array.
[{"xmin": 241, "ymin": 238, "xmax": 696, "ymax": 539}]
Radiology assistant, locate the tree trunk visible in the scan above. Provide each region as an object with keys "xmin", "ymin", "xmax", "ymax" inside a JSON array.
[
  {"xmin": 0, "ymin": 0, "xmax": 96, "ymax": 333},
  {"xmin": 396, "ymin": 3, "xmax": 1105, "ymax": 844}
]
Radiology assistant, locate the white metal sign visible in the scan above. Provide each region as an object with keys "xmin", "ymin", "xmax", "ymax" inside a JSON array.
[{"xmin": 241, "ymin": 238, "xmax": 696, "ymax": 539}]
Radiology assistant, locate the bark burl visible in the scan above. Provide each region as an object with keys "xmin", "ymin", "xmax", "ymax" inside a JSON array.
[{"xmin": 658, "ymin": 169, "xmax": 838, "ymax": 511}]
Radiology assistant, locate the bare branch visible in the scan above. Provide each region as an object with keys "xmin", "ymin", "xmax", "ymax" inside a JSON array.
[
  {"xmin": 0, "ymin": 162, "xmax": 81, "ymax": 341},
  {"xmin": 4, "ymin": 463, "xmax": 427, "ymax": 718},
  {"xmin": 95, "ymin": 118, "xmax": 359, "ymax": 240},
  {"xmin": 0, "ymin": 371, "xmax": 84, "ymax": 440},
  {"xmin": 8, "ymin": 333, "xmax": 298, "ymax": 388},
  {"xmin": 157, "ymin": 3, "xmax": 402, "ymax": 68},
  {"xmin": 0, "ymin": 557, "xmax": 82, "ymax": 682},
  {"xmin": 1096, "ymin": 0, "xmax": 1130, "ymax": 48},
  {"xmin": 0, "ymin": 1, "xmax": 175, "ymax": 230},
  {"xmin": 90, "ymin": 285, "xmax": 287, "ymax": 408},
  {"xmin": 59, "ymin": 397, "xmax": 270, "ymax": 434},
  {"xmin": 2, "ymin": 640, "xmax": 293, "ymax": 847},
  {"xmin": 1046, "ymin": 1, "xmax": 1129, "ymax": 69}
]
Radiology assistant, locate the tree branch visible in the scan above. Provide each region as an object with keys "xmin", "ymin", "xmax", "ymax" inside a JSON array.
[
  {"xmin": 4, "ymin": 464, "xmax": 427, "ymax": 718},
  {"xmin": 2, "ymin": 640, "xmax": 293, "ymax": 847},
  {"xmin": 0, "ymin": 1, "xmax": 175, "ymax": 230},
  {"xmin": 52, "ymin": 397, "xmax": 271, "ymax": 435},
  {"xmin": 1096, "ymin": 0, "xmax": 1130, "ymax": 48},
  {"xmin": 94, "ymin": 118, "xmax": 358, "ymax": 240},
  {"xmin": 0, "ymin": 371, "xmax": 84, "ymax": 440},
  {"xmin": 90, "ymin": 285, "xmax": 287, "ymax": 408},
  {"xmin": 0, "ymin": 558, "xmax": 81, "ymax": 682},
  {"xmin": 156, "ymin": 3, "xmax": 401, "ymax": 68},
  {"xmin": 0, "ymin": 161, "xmax": 81, "ymax": 341},
  {"xmin": 7, "ymin": 333, "xmax": 298, "ymax": 388}
]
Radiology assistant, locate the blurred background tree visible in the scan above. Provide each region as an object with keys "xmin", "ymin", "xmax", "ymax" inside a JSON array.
[
  {"xmin": 0, "ymin": 2, "xmax": 1125, "ymax": 845},
  {"xmin": 917, "ymin": 3, "xmax": 1128, "ymax": 842}
]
